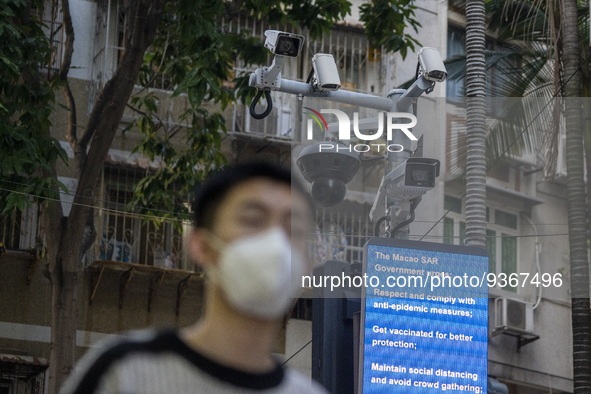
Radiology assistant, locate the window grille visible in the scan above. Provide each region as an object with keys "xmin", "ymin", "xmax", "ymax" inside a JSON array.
[
  {"xmin": 90, "ymin": 6, "xmax": 383, "ymax": 137},
  {"xmin": 89, "ymin": 165, "xmax": 191, "ymax": 270},
  {"xmin": 90, "ymin": 0, "xmax": 127, "ymax": 105},
  {"xmin": 40, "ymin": 0, "xmax": 64, "ymax": 79},
  {"xmin": 443, "ymin": 195, "xmax": 520, "ymax": 292},
  {"xmin": 0, "ymin": 359, "xmax": 46, "ymax": 394},
  {"xmin": 310, "ymin": 205, "xmax": 373, "ymax": 266}
]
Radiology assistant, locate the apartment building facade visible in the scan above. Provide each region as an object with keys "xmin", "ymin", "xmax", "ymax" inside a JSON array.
[{"xmin": 0, "ymin": 0, "xmax": 574, "ymax": 393}]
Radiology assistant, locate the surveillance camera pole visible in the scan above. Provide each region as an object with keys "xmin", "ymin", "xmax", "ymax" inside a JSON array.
[
  {"xmin": 375, "ymin": 74, "xmax": 439, "ymax": 239},
  {"xmin": 249, "ymin": 54, "xmax": 442, "ymax": 239}
]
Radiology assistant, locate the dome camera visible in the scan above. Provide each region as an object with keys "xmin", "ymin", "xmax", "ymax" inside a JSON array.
[
  {"xmin": 296, "ymin": 142, "xmax": 361, "ymax": 207},
  {"xmin": 310, "ymin": 177, "xmax": 347, "ymax": 207}
]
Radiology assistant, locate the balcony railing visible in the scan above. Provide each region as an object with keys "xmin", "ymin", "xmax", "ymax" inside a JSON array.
[
  {"xmin": 86, "ymin": 210, "xmax": 192, "ymax": 271},
  {"xmin": 86, "ymin": 202, "xmax": 374, "ymax": 270},
  {"xmin": 309, "ymin": 206, "xmax": 373, "ymax": 266}
]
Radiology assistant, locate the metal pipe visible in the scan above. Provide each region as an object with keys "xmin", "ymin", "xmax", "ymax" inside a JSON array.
[{"xmin": 265, "ymin": 79, "xmax": 396, "ymax": 112}]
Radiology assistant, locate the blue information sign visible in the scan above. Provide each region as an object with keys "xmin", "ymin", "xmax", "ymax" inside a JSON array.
[{"xmin": 359, "ymin": 238, "xmax": 488, "ymax": 394}]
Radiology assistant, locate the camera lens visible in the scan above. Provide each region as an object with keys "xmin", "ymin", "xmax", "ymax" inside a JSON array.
[
  {"xmin": 275, "ymin": 36, "xmax": 300, "ymax": 57},
  {"xmin": 310, "ymin": 178, "xmax": 346, "ymax": 207}
]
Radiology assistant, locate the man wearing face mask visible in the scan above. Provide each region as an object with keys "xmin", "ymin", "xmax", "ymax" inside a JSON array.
[{"xmin": 60, "ymin": 161, "xmax": 327, "ymax": 394}]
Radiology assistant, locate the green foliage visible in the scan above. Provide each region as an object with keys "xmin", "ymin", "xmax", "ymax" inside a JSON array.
[
  {"xmin": 359, "ymin": 0, "xmax": 421, "ymax": 59},
  {"xmin": 129, "ymin": 1, "xmax": 235, "ymax": 221},
  {"xmin": 240, "ymin": 0, "xmax": 352, "ymax": 39},
  {"xmin": 129, "ymin": 91, "xmax": 227, "ymax": 225},
  {"xmin": 0, "ymin": 0, "xmax": 66, "ymax": 214}
]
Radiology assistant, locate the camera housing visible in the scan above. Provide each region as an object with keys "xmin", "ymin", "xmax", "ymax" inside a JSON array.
[
  {"xmin": 264, "ymin": 30, "xmax": 304, "ymax": 57},
  {"xmin": 296, "ymin": 142, "xmax": 360, "ymax": 207},
  {"xmin": 417, "ymin": 47, "xmax": 447, "ymax": 83},
  {"xmin": 312, "ymin": 54, "xmax": 341, "ymax": 91},
  {"xmin": 385, "ymin": 158, "xmax": 440, "ymax": 200}
]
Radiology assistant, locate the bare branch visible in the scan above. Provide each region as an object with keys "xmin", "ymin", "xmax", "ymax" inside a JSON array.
[
  {"xmin": 54, "ymin": 0, "xmax": 75, "ymax": 82},
  {"xmin": 50, "ymin": 0, "xmax": 85, "ymax": 173}
]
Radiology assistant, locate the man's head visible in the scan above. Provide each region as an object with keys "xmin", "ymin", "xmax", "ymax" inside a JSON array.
[
  {"xmin": 192, "ymin": 162, "xmax": 306, "ymax": 228},
  {"xmin": 191, "ymin": 161, "xmax": 311, "ymax": 242},
  {"xmin": 187, "ymin": 161, "xmax": 312, "ymax": 320}
]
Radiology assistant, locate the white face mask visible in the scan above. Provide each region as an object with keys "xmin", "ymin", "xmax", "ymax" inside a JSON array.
[{"xmin": 207, "ymin": 227, "xmax": 305, "ymax": 320}]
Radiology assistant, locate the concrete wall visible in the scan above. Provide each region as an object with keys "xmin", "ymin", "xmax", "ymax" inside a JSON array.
[{"xmin": 0, "ymin": 252, "xmax": 204, "ymax": 360}]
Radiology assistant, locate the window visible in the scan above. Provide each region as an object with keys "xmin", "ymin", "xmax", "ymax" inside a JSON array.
[
  {"xmin": 445, "ymin": 112, "xmax": 468, "ymax": 176},
  {"xmin": 443, "ymin": 195, "xmax": 519, "ymax": 292},
  {"xmin": 92, "ymin": 165, "xmax": 190, "ymax": 270},
  {"xmin": 443, "ymin": 217, "xmax": 465, "ymax": 246},
  {"xmin": 446, "ymin": 26, "xmax": 465, "ymax": 97},
  {"xmin": 0, "ymin": 360, "xmax": 47, "ymax": 394},
  {"xmin": 444, "ymin": 195, "xmax": 462, "ymax": 213},
  {"xmin": 311, "ymin": 206, "xmax": 373, "ymax": 266},
  {"xmin": 446, "ymin": 25, "xmax": 516, "ymax": 99},
  {"xmin": 40, "ymin": 0, "xmax": 64, "ymax": 79},
  {"xmin": 91, "ymin": 0, "xmax": 128, "ymax": 94},
  {"xmin": 0, "ymin": 208, "xmax": 23, "ymax": 250},
  {"xmin": 0, "ymin": 204, "xmax": 37, "ymax": 251},
  {"xmin": 495, "ymin": 209, "xmax": 518, "ymax": 229}
]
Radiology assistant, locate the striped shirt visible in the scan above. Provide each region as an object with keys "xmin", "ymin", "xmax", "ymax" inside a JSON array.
[{"xmin": 60, "ymin": 329, "xmax": 327, "ymax": 394}]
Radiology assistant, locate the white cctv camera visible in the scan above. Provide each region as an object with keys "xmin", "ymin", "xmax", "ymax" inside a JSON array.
[
  {"xmin": 385, "ymin": 158, "xmax": 440, "ymax": 200},
  {"xmin": 417, "ymin": 47, "xmax": 447, "ymax": 83},
  {"xmin": 264, "ymin": 30, "xmax": 304, "ymax": 57},
  {"xmin": 312, "ymin": 53, "xmax": 341, "ymax": 91}
]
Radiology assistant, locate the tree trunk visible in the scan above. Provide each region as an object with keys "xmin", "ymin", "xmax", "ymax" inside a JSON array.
[
  {"xmin": 45, "ymin": 1, "xmax": 167, "ymax": 392},
  {"xmin": 559, "ymin": 1, "xmax": 591, "ymax": 393},
  {"xmin": 464, "ymin": 0, "xmax": 487, "ymax": 249},
  {"xmin": 48, "ymin": 266, "xmax": 79, "ymax": 393}
]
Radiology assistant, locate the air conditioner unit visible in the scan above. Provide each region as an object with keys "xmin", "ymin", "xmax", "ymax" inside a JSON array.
[{"xmin": 494, "ymin": 297, "xmax": 534, "ymax": 335}]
